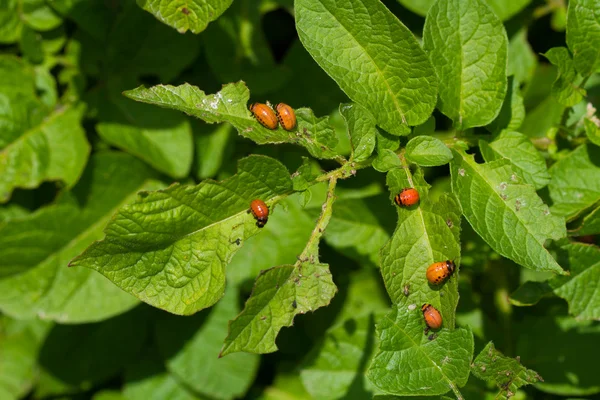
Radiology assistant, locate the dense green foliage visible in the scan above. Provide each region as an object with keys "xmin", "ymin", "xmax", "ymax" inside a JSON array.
[{"xmin": 1, "ymin": 0, "xmax": 599, "ymax": 399}]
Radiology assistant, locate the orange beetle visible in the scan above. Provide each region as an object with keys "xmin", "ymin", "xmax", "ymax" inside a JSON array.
[
  {"xmin": 394, "ymin": 188, "xmax": 419, "ymax": 207},
  {"xmin": 250, "ymin": 199, "xmax": 269, "ymax": 227},
  {"xmin": 275, "ymin": 103, "xmax": 297, "ymax": 131},
  {"xmin": 421, "ymin": 304, "xmax": 442, "ymax": 330},
  {"xmin": 426, "ymin": 260, "xmax": 456, "ymax": 285},
  {"xmin": 250, "ymin": 103, "xmax": 278, "ymax": 130}
]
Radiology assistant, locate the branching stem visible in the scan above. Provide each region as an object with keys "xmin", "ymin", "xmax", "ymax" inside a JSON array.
[{"xmin": 297, "ymin": 176, "xmax": 338, "ymax": 263}]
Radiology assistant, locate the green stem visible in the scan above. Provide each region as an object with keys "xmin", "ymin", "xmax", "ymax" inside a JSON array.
[
  {"xmin": 297, "ymin": 176, "xmax": 338, "ymax": 263},
  {"xmin": 449, "ymin": 382, "xmax": 465, "ymax": 400}
]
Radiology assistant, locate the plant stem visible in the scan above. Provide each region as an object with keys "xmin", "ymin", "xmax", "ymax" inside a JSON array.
[
  {"xmin": 297, "ymin": 176, "xmax": 338, "ymax": 263},
  {"xmin": 449, "ymin": 382, "xmax": 465, "ymax": 400}
]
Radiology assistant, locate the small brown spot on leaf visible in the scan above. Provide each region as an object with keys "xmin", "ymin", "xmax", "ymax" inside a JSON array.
[{"xmin": 182, "ymin": 7, "xmax": 190, "ymax": 14}]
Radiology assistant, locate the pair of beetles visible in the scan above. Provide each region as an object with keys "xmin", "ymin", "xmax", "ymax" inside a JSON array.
[{"xmin": 250, "ymin": 102, "xmax": 297, "ymax": 131}]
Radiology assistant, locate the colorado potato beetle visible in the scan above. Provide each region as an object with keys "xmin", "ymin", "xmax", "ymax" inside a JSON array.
[
  {"xmin": 421, "ymin": 303, "xmax": 442, "ymax": 331},
  {"xmin": 250, "ymin": 199, "xmax": 269, "ymax": 228},
  {"xmin": 250, "ymin": 103, "xmax": 278, "ymax": 130},
  {"xmin": 275, "ymin": 103, "xmax": 297, "ymax": 131},
  {"xmin": 426, "ymin": 260, "xmax": 456, "ymax": 285},
  {"xmin": 394, "ymin": 188, "xmax": 420, "ymax": 207}
]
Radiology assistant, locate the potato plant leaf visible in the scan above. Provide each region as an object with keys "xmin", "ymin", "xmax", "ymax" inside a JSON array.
[
  {"xmin": 124, "ymin": 82, "xmax": 341, "ymax": 160},
  {"xmin": 70, "ymin": 155, "xmax": 294, "ymax": 316},
  {"xmin": 566, "ymin": 0, "xmax": 600, "ymax": 77},
  {"xmin": 221, "ymin": 261, "xmax": 336, "ymax": 356},
  {"xmin": 295, "ymin": 0, "xmax": 438, "ymax": 135},
  {"xmin": 450, "ymin": 149, "xmax": 566, "ymax": 274},
  {"xmin": 543, "ymin": 47, "xmax": 585, "ymax": 107},
  {"xmin": 486, "ymin": 76, "xmax": 525, "ymax": 134},
  {"xmin": 136, "ymin": 0, "xmax": 233, "ymax": 34},
  {"xmin": 123, "ymin": 350, "xmax": 201, "ymax": 400},
  {"xmin": 372, "ymin": 150, "xmax": 401, "ymax": 173},
  {"xmin": 340, "ymin": 103, "xmax": 377, "ymax": 163},
  {"xmin": 471, "ymin": 342, "xmax": 542, "ymax": 399},
  {"xmin": 0, "ymin": 152, "xmax": 161, "ymax": 323},
  {"xmin": 366, "ymin": 305, "xmax": 474, "ymax": 396},
  {"xmin": 155, "ymin": 288, "xmax": 259, "ymax": 399},
  {"xmin": 405, "ymin": 136, "xmax": 453, "ymax": 167},
  {"xmin": 549, "ymin": 242, "xmax": 600, "ymax": 320},
  {"xmin": 549, "ymin": 144, "xmax": 600, "ymax": 220},
  {"xmin": 423, "ymin": 0, "xmax": 508, "ymax": 129},
  {"xmin": 300, "ymin": 313, "xmax": 375, "ymax": 400},
  {"xmin": 0, "ymin": 105, "xmax": 89, "ymax": 203},
  {"xmin": 479, "ymin": 130, "xmax": 551, "ymax": 190},
  {"xmin": 570, "ymin": 204, "xmax": 600, "ymax": 236}
]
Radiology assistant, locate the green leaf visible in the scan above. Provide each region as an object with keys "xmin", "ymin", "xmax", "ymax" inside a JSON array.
[
  {"xmin": 340, "ymin": 103, "xmax": 377, "ymax": 163},
  {"xmin": 508, "ymin": 29, "xmax": 537, "ymax": 85},
  {"xmin": 550, "ymin": 242, "xmax": 600, "ymax": 320},
  {"xmin": 221, "ymin": 261, "xmax": 337, "ymax": 356},
  {"xmin": 202, "ymin": 2, "xmax": 290, "ymax": 95},
  {"xmin": 313, "ymin": 195, "xmax": 393, "ymax": 267},
  {"xmin": 0, "ymin": 0, "xmax": 22, "ymax": 43},
  {"xmin": 296, "ymin": 0, "xmax": 438, "ymax": 135},
  {"xmin": 124, "ymin": 350, "xmax": 203, "ymax": 400},
  {"xmin": 566, "ymin": 0, "xmax": 600, "ymax": 77},
  {"xmin": 571, "ymin": 204, "xmax": 600, "ymax": 236},
  {"xmin": 292, "ymin": 158, "xmax": 322, "ymax": 192},
  {"xmin": 405, "ymin": 136, "xmax": 453, "ymax": 167},
  {"xmin": 0, "ymin": 152, "xmax": 161, "ymax": 322},
  {"xmin": 486, "ymin": 76, "xmax": 525, "ymax": 134},
  {"xmin": 96, "ymin": 80, "xmax": 194, "ymax": 179},
  {"xmin": 450, "ymin": 149, "xmax": 566, "ymax": 274},
  {"xmin": 381, "ymin": 168, "xmax": 461, "ymax": 327},
  {"xmin": 471, "ymin": 342, "xmax": 541, "ymax": 399},
  {"xmin": 193, "ymin": 121, "xmax": 232, "ymax": 180},
  {"xmin": 543, "ymin": 47, "xmax": 585, "ymax": 107},
  {"xmin": 479, "ymin": 130, "xmax": 551, "ymax": 190},
  {"xmin": 584, "ymin": 115, "xmax": 600, "ymax": 146},
  {"xmin": 300, "ymin": 268, "xmax": 388, "ymax": 399},
  {"xmin": 549, "ymin": 144, "xmax": 600, "ymax": 220},
  {"xmin": 300, "ymin": 313, "xmax": 375, "ymax": 400},
  {"xmin": 423, "ymin": 0, "xmax": 508, "ymax": 129},
  {"xmin": 137, "ymin": 0, "xmax": 233, "ymax": 34},
  {"xmin": 106, "ymin": 2, "xmax": 200, "ymax": 82},
  {"xmin": 70, "ymin": 155, "xmax": 293, "ymax": 316},
  {"xmin": 517, "ymin": 315, "xmax": 600, "ymax": 396},
  {"xmin": 156, "ymin": 288, "xmax": 259, "ymax": 399},
  {"xmin": 520, "ymin": 96, "xmax": 564, "ymax": 139},
  {"xmin": 0, "ymin": 55, "xmax": 47, "ymax": 148},
  {"xmin": 372, "ymin": 149, "xmax": 401, "ymax": 172},
  {"xmin": 38, "ymin": 308, "xmax": 148, "ymax": 392},
  {"xmin": 0, "ymin": 317, "xmax": 51, "ymax": 400},
  {"xmin": 124, "ymin": 83, "xmax": 341, "ymax": 160},
  {"xmin": 21, "ymin": 0, "xmax": 63, "ymax": 31},
  {"xmin": 0, "ymin": 105, "xmax": 90, "ymax": 203},
  {"xmin": 376, "ymin": 130, "xmax": 400, "ymax": 153},
  {"xmin": 395, "ymin": 0, "xmax": 434, "ymax": 16},
  {"xmin": 484, "ymin": 0, "xmax": 532, "ymax": 21},
  {"xmin": 93, "ymin": 391, "xmax": 128, "ymax": 400},
  {"xmin": 366, "ymin": 306, "xmax": 474, "ymax": 396},
  {"xmin": 395, "ymin": 0, "xmax": 531, "ymax": 21},
  {"xmin": 509, "ymin": 281, "xmax": 552, "ymax": 306}
]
